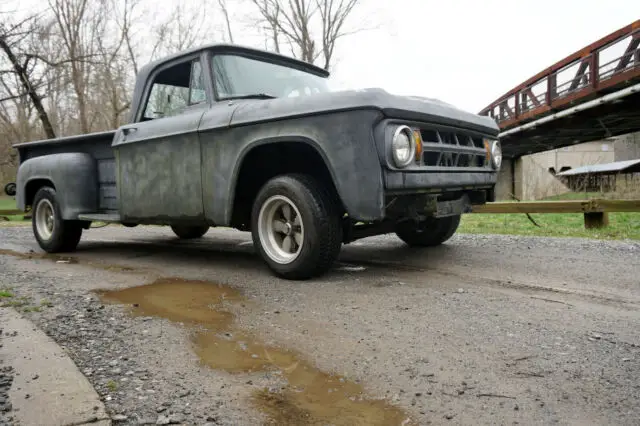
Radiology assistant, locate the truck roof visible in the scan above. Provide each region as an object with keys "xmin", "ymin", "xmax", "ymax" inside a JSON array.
[
  {"xmin": 128, "ymin": 43, "xmax": 331, "ymax": 123},
  {"xmin": 138, "ymin": 43, "xmax": 330, "ymax": 79}
]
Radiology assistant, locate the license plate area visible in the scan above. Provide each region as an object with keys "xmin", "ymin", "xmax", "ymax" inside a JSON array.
[{"xmin": 433, "ymin": 194, "xmax": 472, "ymax": 217}]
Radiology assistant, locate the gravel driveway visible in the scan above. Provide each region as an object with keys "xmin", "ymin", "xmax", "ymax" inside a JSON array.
[{"xmin": 0, "ymin": 225, "xmax": 639, "ymax": 425}]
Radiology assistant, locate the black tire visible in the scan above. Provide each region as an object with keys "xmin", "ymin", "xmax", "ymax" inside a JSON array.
[
  {"xmin": 395, "ymin": 214, "xmax": 461, "ymax": 247},
  {"xmin": 170, "ymin": 225, "xmax": 209, "ymax": 239},
  {"xmin": 251, "ymin": 173, "xmax": 343, "ymax": 280},
  {"xmin": 32, "ymin": 186, "xmax": 83, "ymax": 253},
  {"xmin": 4, "ymin": 182, "xmax": 16, "ymax": 197}
]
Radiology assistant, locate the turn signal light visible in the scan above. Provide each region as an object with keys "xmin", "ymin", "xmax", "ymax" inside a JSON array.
[{"xmin": 413, "ymin": 129, "xmax": 422, "ymax": 162}]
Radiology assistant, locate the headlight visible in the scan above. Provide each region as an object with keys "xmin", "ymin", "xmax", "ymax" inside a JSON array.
[
  {"xmin": 391, "ymin": 125, "xmax": 416, "ymax": 168},
  {"xmin": 490, "ymin": 140, "xmax": 502, "ymax": 169}
]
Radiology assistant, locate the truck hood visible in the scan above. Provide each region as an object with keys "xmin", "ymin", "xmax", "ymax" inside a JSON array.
[{"xmin": 228, "ymin": 88, "xmax": 499, "ymax": 136}]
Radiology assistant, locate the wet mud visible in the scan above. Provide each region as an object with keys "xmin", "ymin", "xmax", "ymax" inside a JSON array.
[
  {"xmin": 0, "ymin": 248, "xmax": 139, "ymax": 273},
  {"xmin": 98, "ymin": 277, "xmax": 416, "ymax": 425}
]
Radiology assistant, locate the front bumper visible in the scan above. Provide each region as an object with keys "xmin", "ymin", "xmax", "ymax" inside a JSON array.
[{"xmin": 384, "ymin": 170, "xmax": 497, "ymax": 193}]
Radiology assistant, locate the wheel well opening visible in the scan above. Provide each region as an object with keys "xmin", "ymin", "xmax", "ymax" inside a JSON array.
[
  {"xmin": 231, "ymin": 142, "xmax": 343, "ymax": 230},
  {"xmin": 25, "ymin": 179, "xmax": 55, "ymax": 207}
]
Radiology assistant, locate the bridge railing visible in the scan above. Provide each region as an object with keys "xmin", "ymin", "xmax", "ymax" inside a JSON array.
[{"xmin": 480, "ymin": 20, "xmax": 640, "ymax": 129}]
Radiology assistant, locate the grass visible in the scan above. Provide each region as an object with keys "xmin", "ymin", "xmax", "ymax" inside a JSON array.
[
  {"xmin": 0, "ymin": 287, "xmax": 53, "ymax": 312},
  {"xmin": 460, "ymin": 191, "xmax": 640, "ymax": 240},
  {"xmin": 0, "ymin": 289, "xmax": 14, "ymax": 298},
  {"xmin": 0, "ymin": 196, "xmax": 27, "ymax": 224},
  {"xmin": 459, "ymin": 211, "xmax": 640, "ymax": 240},
  {"xmin": 106, "ymin": 380, "xmax": 118, "ymax": 392},
  {"xmin": 0, "ymin": 196, "xmax": 16, "ymax": 210}
]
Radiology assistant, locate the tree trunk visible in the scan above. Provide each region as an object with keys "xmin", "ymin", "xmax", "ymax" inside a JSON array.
[{"xmin": 0, "ymin": 37, "xmax": 56, "ymax": 139}]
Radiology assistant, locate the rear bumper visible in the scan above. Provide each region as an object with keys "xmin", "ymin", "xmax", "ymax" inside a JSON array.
[{"xmin": 384, "ymin": 170, "xmax": 498, "ymax": 193}]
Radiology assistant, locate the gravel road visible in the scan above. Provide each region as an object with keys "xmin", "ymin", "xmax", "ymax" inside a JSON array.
[{"xmin": 0, "ymin": 224, "xmax": 639, "ymax": 425}]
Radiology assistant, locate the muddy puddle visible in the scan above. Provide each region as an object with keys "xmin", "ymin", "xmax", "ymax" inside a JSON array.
[{"xmin": 98, "ymin": 277, "xmax": 416, "ymax": 425}]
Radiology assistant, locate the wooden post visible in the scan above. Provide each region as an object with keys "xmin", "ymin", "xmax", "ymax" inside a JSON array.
[{"xmin": 584, "ymin": 212, "xmax": 609, "ymax": 229}]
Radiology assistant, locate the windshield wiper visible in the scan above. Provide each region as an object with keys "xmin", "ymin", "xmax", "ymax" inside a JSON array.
[{"xmin": 219, "ymin": 93, "xmax": 277, "ymax": 101}]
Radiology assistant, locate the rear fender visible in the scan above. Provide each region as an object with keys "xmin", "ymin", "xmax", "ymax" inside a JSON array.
[{"xmin": 16, "ymin": 152, "xmax": 98, "ymax": 219}]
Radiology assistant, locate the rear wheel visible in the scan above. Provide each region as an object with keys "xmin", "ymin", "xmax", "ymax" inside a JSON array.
[
  {"xmin": 395, "ymin": 214, "xmax": 461, "ymax": 247},
  {"xmin": 251, "ymin": 174, "xmax": 343, "ymax": 280},
  {"xmin": 32, "ymin": 186, "xmax": 83, "ymax": 253},
  {"xmin": 170, "ymin": 225, "xmax": 209, "ymax": 239}
]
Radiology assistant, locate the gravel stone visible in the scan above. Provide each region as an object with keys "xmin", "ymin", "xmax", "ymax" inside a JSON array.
[
  {"xmin": 155, "ymin": 415, "xmax": 170, "ymax": 425},
  {"xmin": 1, "ymin": 225, "xmax": 639, "ymax": 426},
  {"xmin": 0, "ymin": 333, "xmax": 15, "ymax": 426}
]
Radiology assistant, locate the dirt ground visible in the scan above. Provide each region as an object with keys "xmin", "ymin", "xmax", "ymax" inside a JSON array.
[{"xmin": 0, "ymin": 225, "xmax": 639, "ymax": 425}]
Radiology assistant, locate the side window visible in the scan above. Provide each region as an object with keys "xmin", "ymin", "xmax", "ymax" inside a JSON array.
[
  {"xmin": 189, "ymin": 60, "xmax": 206, "ymax": 104},
  {"xmin": 142, "ymin": 58, "xmax": 208, "ymax": 121}
]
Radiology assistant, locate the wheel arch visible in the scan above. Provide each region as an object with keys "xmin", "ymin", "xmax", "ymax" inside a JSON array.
[
  {"xmin": 228, "ymin": 137, "xmax": 345, "ymax": 230},
  {"xmin": 16, "ymin": 153, "xmax": 98, "ymax": 219},
  {"xmin": 24, "ymin": 178, "xmax": 56, "ymax": 207}
]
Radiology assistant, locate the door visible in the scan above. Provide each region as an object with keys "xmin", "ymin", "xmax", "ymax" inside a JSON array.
[{"xmin": 113, "ymin": 56, "xmax": 209, "ymax": 223}]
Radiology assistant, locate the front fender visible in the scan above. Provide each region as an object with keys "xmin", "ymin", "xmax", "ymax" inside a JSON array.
[
  {"xmin": 200, "ymin": 109, "xmax": 386, "ymax": 224},
  {"xmin": 16, "ymin": 152, "xmax": 98, "ymax": 219}
]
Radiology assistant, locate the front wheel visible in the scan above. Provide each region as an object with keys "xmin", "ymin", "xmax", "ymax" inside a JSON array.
[
  {"xmin": 251, "ymin": 174, "xmax": 343, "ymax": 280},
  {"xmin": 170, "ymin": 225, "xmax": 209, "ymax": 239},
  {"xmin": 395, "ymin": 214, "xmax": 461, "ymax": 247},
  {"xmin": 32, "ymin": 186, "xmax": 83, "ymax": 253}
]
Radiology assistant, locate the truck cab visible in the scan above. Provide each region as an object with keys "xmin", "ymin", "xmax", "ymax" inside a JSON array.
[{"xmin": 13, "ymin": 43, "xmax": 502, "ymax": 280}]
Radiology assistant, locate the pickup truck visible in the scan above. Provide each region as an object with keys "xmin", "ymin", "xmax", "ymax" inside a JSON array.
[{"xmin": 12, "ymin": 43, "xmax": 502, "ymax": 280}]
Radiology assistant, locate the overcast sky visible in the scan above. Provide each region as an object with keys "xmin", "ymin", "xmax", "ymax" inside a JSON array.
[
  {"xmin": 4, "ymin": 0, "xmax": 639, "ymax": 114},
  {"xmin": 322, "ymin": 0, "xmax": 639, "ymax": 113}
]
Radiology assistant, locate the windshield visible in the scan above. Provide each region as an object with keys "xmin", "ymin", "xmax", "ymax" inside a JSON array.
[{"xmin": 212, "ymin": 54, "xmax": 331, "ymax": 99}]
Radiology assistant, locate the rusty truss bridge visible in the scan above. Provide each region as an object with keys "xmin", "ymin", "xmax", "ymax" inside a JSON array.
[{"xmin": 480, "ymin": 19, "xmax": 640, "ymax": 159}]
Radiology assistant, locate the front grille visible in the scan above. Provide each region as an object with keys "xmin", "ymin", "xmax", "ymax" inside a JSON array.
[{"xmin": 418, "ymin": 127, "xmax": 489, "ymax": 170}]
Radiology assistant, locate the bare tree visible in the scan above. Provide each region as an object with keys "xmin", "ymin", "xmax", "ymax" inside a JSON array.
[
  {"xmin": 316, "ymin": 0, "xmax": 359, "ymax": 70},
  {"xmin": 47, "ymin": 0, "xmax": 96, "ymax": 134},
  {"xmin": 249, "ymin": 0, "xmax": 362, "ymax": 71},
  {"xmin": 0, "ymin": 0, "xmax": 366, "ymax": 163},
  {"xmin": 217, "ymin": 0, "xmax": 235, "ymax": 43},
  {"xmin": 91, "ymin": 0, "xmax": 140, "ymax": 129},
  {"xmin": 148, "ymin": 0, "xmax": 215, "ymax": 61},
  {"xmin": 0, "ymin": 14, "xmax": 57, "ymax": 139}
]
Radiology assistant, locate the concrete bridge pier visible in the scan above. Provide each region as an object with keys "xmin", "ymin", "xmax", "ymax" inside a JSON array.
[{"xmin": 495, "ymin": 157, "xmax": 521, "ymax": 201}]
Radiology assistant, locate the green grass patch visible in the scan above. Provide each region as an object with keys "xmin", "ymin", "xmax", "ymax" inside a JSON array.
[
  {"xmin": 1, "ymin": 295, "xmax": 30, "ymax": 308},
  {"xmin": 0, "ymin": 290, "xmax": 52, "ymax": 312},
  {"xmin": 461, "ymin": 190, "xmax": 640, "ymax": 240},
  {"xmin": 0, "ymin": 196, "xmax": 28, "ymax": 224},
  {"xmin": 460, "ymin": 211, "xmax": 640, "ymax": 240},
  {"xmin": 0, "ymin": 196, "xmax": 16, "ymax": 210}
]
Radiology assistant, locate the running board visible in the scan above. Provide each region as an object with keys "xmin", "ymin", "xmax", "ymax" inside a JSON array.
[{"xmin": 77, "ymin": 213, "xmax": 121, "ymax": 223}]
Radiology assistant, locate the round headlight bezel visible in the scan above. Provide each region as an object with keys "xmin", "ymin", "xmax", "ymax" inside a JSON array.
[
  {"xmin": 490, "ymin": 140, "xmax": 502, "ymax": 170},
  {"xmin": 391, "ymin": 125, "xmax": 416, "ymax": 168}
]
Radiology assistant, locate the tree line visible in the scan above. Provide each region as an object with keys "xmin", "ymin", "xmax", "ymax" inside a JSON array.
[{"xmin": 0, "ymin": 0, "xmax": 363, "ymax": 181}]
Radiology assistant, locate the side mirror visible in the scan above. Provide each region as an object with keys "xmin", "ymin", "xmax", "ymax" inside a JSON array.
[{"xmin": 4, "ymin": 182, "xmax": 16, "ymax": 196}]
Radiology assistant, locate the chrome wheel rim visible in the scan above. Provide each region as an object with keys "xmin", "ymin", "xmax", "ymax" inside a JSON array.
[
  {"xmin": 35, "ymin": 198, "xmax": 55, "ymax": 241},
  {"xmin": 257, "ymin": 195, "xmax": 304, "ymax": 264}
]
